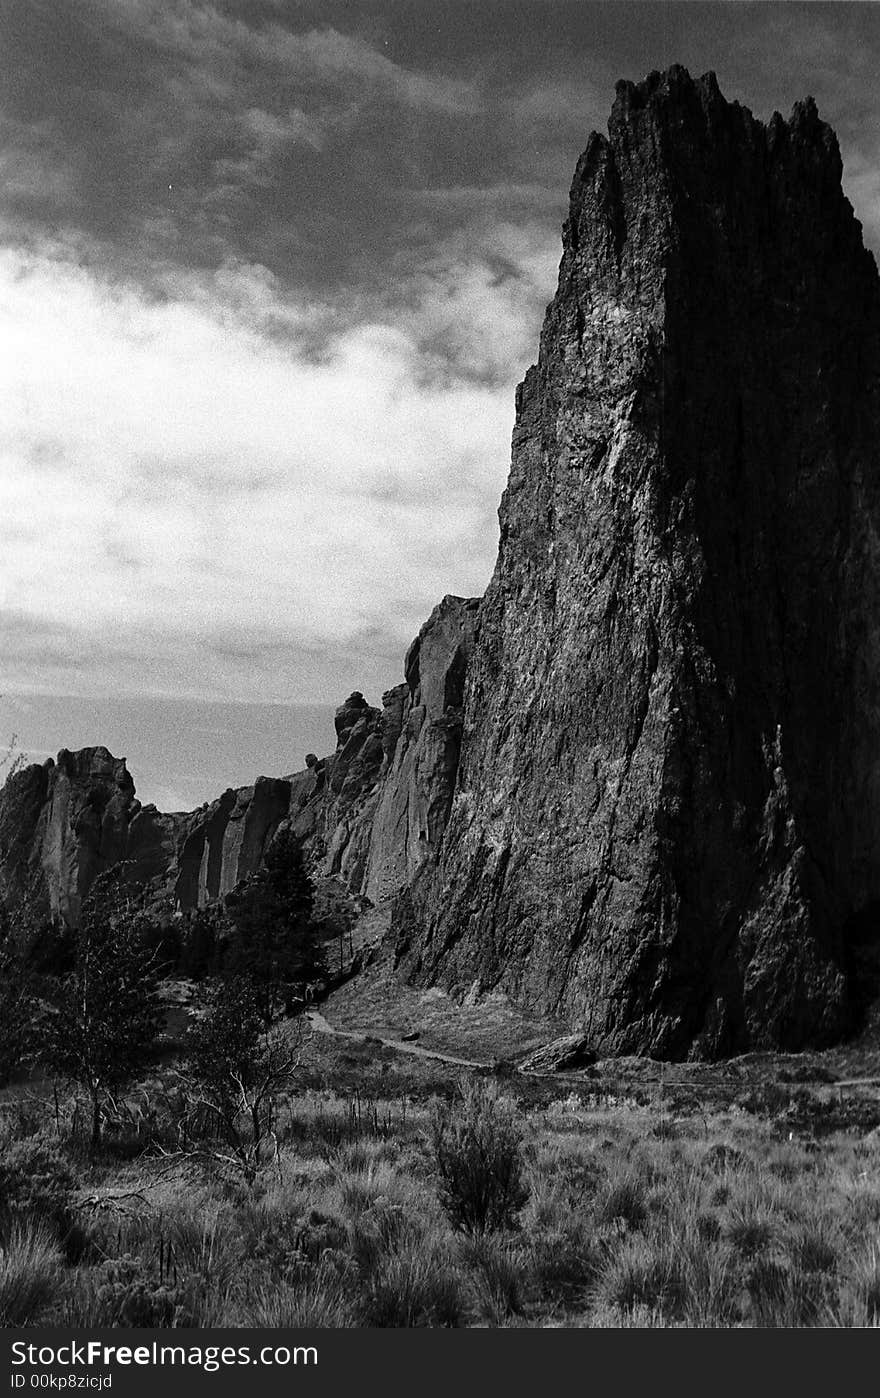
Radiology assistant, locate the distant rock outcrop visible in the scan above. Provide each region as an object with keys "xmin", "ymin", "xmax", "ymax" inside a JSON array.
[
  {"xmin": 289, "ymin": 598, "xmax": 479, "ymax": 902},
  {"xmin": 0, "ymin": 747, "xmax": 177, "ymax": 927},
  {"xmin": 0, "ymin": 600, "xmax": 478, "ymax": 927},
  {"xmin": 394, "ymin": 67, "xmax": 880, "ymax": 1057},
  {"xmin": 175, "ymin": 776, "xmax": 292, "ymax": 909}
]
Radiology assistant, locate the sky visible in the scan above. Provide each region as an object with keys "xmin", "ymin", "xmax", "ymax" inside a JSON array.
[{"xmin": 2, "ymin": 1, "xmax": 880, "ymax": 716}]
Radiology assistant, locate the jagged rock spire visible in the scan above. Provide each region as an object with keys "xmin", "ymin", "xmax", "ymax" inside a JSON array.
[{"xmin": 395, "ymin": 66, "xmax": 880, "ymax": 1058}]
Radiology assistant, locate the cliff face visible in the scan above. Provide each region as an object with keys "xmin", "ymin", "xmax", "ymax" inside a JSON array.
[
  {"xmin": 0, "ymin": 598, "xmax": 478, "ymax": 925},
  {"xmin": 0, "ymin": 747, "xmax": 179, "ymax": 927},
  {"xmin": 175, "ymin": 777, "xmax": 293, "ymax": 909},
  {"xmin": 363, "ymin": 595, "xmax": 479, "ymax": 904},
  {"xmin": 395, "ymin": 67, "xmax": 880, "ymax": 1057},
  {"xmin": 288, "ymin": 598, "xmax": 479, "ymax": 901}
]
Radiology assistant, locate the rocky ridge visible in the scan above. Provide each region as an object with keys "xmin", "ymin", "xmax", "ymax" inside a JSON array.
[{"xmin": 0, "ymin": 595, "xmax": 479, "ymax": 929}]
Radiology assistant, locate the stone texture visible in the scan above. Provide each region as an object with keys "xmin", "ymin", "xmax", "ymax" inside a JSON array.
[
  {"xmin": 394, "ymin": 67, "xmax": 880, "ymax": 1058},
  {"xmin": 518, "ymin": 1034, "xmax": 597, "ymax": 1074},
  {"xmin": 175, "ymin": 777, "xmax": 291, "ymax": 909},
  {"xmin": 363, "ymin": 595, "xmax": 479, "ymax": 903},
  {"xmin": 289, "ymin": 691, "xmax": 385, "ymax": 891},
  {"xmin": 0, "ymin": 747, "xmax": 178, "ymax": 927}
]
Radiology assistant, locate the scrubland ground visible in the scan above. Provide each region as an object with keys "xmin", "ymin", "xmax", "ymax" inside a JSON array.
[{"xmin": 2, "ymin": 978, "xmax": 880, "ymax": 1329}]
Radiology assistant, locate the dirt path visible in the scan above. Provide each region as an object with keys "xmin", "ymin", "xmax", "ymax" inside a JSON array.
[
  {"xmin": 306, "ymin": 1009, "xmax": 485, "ymax": 1069},
  {"xmin": 305, "ymin": 1009, "xmax": 880, "ymax": 1095}
]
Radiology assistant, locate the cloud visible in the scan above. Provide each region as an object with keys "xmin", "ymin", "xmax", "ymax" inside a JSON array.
[
  {"xmin": 95, "ymin": 1, "xmax": 478, "ymax": 113},
  {"xmin": 4, "ymin": 0, "xmax": 880, "ymax": 726},
  {"xmin": 841, "ymin": 146, "xmax": 880, "ymax": 255},
  {"xmin": 0, "ymin": 229, "xmax": 556, "ymax": 703},
  {"xmin": 0, "ymin": 1, "xmax": 491, "ymax": 300}
]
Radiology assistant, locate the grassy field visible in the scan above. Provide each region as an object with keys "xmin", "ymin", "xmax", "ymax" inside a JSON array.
[{"xmin": 2, "ymin": 998, "xmax": 880, "ymax": 1330}]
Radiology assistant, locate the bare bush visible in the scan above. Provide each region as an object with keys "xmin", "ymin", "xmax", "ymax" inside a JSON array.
[{"xmin": 431, "ymin": 1081, "xmax": 529, "ymax": 1236}]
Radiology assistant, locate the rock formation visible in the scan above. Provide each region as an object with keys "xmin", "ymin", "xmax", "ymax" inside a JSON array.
[
  {"xmin": 4, "ymin": 67, "xmax": 880, "ymax": 1061},
  {"xmin": 394, "ymin": 66, "xmax": 880, "ymax": 1057},
  {"xmin": 0, "ymin": 597, "xmax": 478, "ymax": 927},
  {"xmin": 362, "ymin": 595, "xmax": 479, "ymax": 904},
  {"xmin": 175, "ymin": 777, "xmax": 292, "ymax": 909},
  {"xmin": 0, "ymin": 747, "xmax": 178, "ymax": 927}
]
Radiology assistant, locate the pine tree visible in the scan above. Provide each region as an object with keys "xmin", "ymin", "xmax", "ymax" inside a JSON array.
[{"xmin": 225, "ymin": 826, "xmax": 326, "ymax": 1026}]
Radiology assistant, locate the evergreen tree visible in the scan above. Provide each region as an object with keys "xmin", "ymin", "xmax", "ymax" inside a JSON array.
[
  {"xmin": 46, "ymin": 866, "xmax": 161, "ymax": 1150},
  {"xmin": 225, "ymin": 826, "xmax": 326, "ymax": 1026}
]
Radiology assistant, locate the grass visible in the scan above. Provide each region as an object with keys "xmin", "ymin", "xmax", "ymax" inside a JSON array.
[
  {"xmin": 3, "ymin": 1026, "xmax": 880, "ymax": 1328},
  {"xmin": 0, "ymin": 1224, "xmax": 60, "ymax": 1325}
]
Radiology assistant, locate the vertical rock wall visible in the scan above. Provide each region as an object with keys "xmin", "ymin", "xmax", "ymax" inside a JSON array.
[{"xmin": 396, "ymin": 68, "xmax": 880, "ymax": 1057}]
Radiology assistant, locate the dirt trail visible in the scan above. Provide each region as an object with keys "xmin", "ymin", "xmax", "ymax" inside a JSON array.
[
  {"xmin": 305, "ymin": 1008, "xmax": 880, "ymax": 1093},
  {"xmin": 306, "ymin": 1009, "xmax": 484, "ymax": 1069}
]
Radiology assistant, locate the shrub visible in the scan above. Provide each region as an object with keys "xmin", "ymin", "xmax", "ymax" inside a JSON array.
[
  {"xmin": 0, "ymin": 1135, "xmax": 78, "ymax": 1246},
  {"xmin": 595, "ymin": 1170, "xmax": 648, "ymax": 1231},
  {"xmin": 835, "ymin": 1240, "xmax": 880, "ymax": 1327},
  {"xmin": 672, "ymin": 1225, "xmax": 740, "ymax": 1327},
  {"xmin": 787, "ymin": 1220, "xmax": 839, "ymax": 1277},
  {"xmin": 744, "ymin": 1255, "xmax": 792, "ymax": 1325},
  {"xmin": 90, "ymin": 1256, "xmax": 181, "ymax": 1327},
  {"xmin": 593, "ymin": 1233, "xmax": 685, "ymax": 1320},
  {"xmin": 64, "ymin": 1255, "xmax": 211, "ymax": 1328},
  {"xmin": 431, "ymin": 1081, "xmax": 529, "ymax": 1235},
  {"xmin": 0, "ymin": 1224, "xmax": 60, "ymax": 1326},
  {"xmin": 462, "ymin": 1235, "xmax": 525, "ymax": 1324},
  {"xmin": 527, "ymin": 1217, "xmax": 600, "ymax": 1303},
  {"xmin": 245, "ymin": 1261, "xmax": 357, "ymax": 1327},
  {"xmin": 359, "ymin": 1236, "xmax": 463, "ymax": 1327},
  {"xmin": 724, "ymin": 1205, "xmax": 776, "ymax": 1259}
]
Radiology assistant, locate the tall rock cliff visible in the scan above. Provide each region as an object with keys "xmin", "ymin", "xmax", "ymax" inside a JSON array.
[{"xmin": 395, "ymin": 67, "xmax": 880, "ymax": 1057}]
